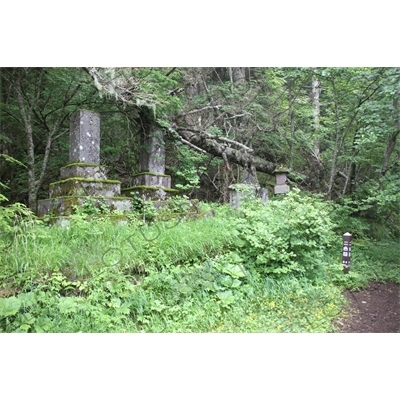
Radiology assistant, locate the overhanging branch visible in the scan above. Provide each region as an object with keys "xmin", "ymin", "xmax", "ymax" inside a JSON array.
[{"xmin": 176, "ymin": 128, "xmax": 277, "ymax": 175}]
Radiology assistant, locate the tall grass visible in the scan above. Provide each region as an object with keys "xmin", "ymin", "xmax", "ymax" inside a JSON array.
[{"xmin": 1, "ymin": 195, "xmax": 398, "ymax": 333}]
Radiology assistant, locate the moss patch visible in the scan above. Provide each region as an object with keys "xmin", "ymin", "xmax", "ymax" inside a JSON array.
[
  {"xmin": 131, "ymin": 171, "xmax": 170, "ymax": 178},
  {"xmin": 44, "ymin": 195, "xmax": 132, "ymax": 201},
  {"xmin": 62, "ymin": 162, "xmax": 104, "ymax": 169},
  {"xmin": 273, "ymin": 168, "xmax": 290, "ymax": 174},
  {"xmin": 50, "ymin": 177, "xmax": 121, "ymax": 187},
  {"xmin": 122, "ymin": 186, "xmax": 179, "ymax": 193}
]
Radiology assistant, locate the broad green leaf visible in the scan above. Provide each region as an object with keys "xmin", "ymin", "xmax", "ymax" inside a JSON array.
[{"xmin": 0, "ymin": 296, "xmax": 21, "ymax": 317}]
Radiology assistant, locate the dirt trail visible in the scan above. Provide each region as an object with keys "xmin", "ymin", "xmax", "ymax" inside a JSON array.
[{"xmin": 337, "ymin": 281, "xmax": 399, "ymax": 333}]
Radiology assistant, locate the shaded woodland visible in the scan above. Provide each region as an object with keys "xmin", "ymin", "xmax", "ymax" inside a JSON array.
[{"xmin": 1, "ymin": 67, "xmax": 398, "ymax": 227}]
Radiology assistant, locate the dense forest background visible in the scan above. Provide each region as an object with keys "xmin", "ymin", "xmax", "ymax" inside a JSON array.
[{"xmin": 1, "ymin": 67, "xmax": 399, "ymax": 231}]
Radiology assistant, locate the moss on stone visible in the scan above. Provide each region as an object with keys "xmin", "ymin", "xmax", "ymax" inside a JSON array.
[
  {"xmin": 48, "ymin": 195, "xmax": 131, "ymax": 201},
  {"xmin": 131, "ymin": 171, "xmax": 170, "ymax": 178},
  {"xmin": 122, "ymin": 186, "xmax": 179, "ymax": 193},
  {"xmin": 273, "ymin": 168, "xmax": 290, "ymax": 174},
  {"xmin": 62, "ymin": 162, "xmax": 104, "ymax": 169},
  {"xmin": 50, "ymin": 177, "xmax": 121, "ymax": 187}
]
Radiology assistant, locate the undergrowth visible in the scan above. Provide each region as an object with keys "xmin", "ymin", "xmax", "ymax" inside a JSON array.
[{"xmin": 0, "ymin": 190, "xmax": 398, "ymax": 332}]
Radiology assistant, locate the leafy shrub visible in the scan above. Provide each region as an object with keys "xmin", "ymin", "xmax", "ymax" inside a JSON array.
[{"xmin": 229, "ymin": 189, "xmax": 336, "ymax": 276}]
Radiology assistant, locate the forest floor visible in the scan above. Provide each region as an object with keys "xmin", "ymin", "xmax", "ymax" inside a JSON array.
[{"xmin": 337, "ymin": 281, "xmax": 399, "ymax": 333}]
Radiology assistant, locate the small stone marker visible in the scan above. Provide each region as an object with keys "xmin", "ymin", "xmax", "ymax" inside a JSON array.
[
  {"xmin": 273, "ymin": 168, "xmax": 290, "ymax": 194},
  {"xmin": 342, "ymin": 232, "xmax": 352, "ymax": 274}
]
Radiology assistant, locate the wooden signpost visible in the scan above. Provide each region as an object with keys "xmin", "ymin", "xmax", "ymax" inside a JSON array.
[{"xmin": 342, "ymin": 232, "xmax": 352, "ymax": 274}]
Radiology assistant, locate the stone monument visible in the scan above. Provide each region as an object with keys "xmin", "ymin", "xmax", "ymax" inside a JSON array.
[
  {"xmin": 273, "ymin": 168, "xmax": 290, "ymax": 194},
  {"xmin": 121, "ymin": 121, "xmax": 178, "ymax": 202},
  {"xmin": 37, "ymin": 110, "xmax": 132, "ymax": 217}
]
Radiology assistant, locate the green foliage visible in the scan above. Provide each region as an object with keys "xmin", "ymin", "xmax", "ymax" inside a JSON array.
[
  {"xmin": 0, "ymin": 198, "xmax": 39, "ymax": 263},
  {"xmin": 129, "ymin": 193, "xmax": 158, "ymax": 222},
  {"xmin": 229, "ymin": 189, "xmax": 335, "ymax": 276},
  {"xmin": 169, "ymin": 142, "xmax": 208, "ymax": 191},
  {"xmin": 72, "ymin": 196, "xmax": 110, "ymax": 216},
  {"xmin": 331, "ymin": 174, "xmax": 400, "ymax": 240},
  {"xmin": 1, "ymin": 191, "xmax": 398, "ymax": 332}
]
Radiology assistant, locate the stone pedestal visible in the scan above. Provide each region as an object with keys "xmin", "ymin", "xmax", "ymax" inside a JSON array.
[{"xmin": 49, "ymin": 178, "xmax": 122, "ymax": 198}]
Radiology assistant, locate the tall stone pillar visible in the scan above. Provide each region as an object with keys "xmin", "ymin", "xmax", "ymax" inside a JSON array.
[
  {"xmin": 69, "ymin": 110, "xmax": 100, "ymax": 164},
  {"xmin": 139, "ymin": 125, "xmax": 166, "ymax": 175}
]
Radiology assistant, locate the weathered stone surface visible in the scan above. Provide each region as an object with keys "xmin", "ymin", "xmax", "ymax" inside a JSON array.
[
  {"xmin": 122, "ymin": 186, "xmax": 179, "ymax": 201},
  {"xmin": 229, "ymin": 190, "xmax": 243, "ymax": 209},
  {"xmin": 49, "ymin": 179, "xmax": 121, "ymax": 198},
  {"xmin": 228, "ymin": 184, "xmax": 255, "ymax": 209},
  {"xmin": 275, "ymin": 173, "xmax": 287, "ymax": 185},
  {"xmin": 69, "ymin": 110, "xmax": 100, "ymax": 164},
  {"xmin": 131, "ymin": 173, "xmax": 171, "ymax": 188},
  {"xmin": 37, "ymin": 196, "xmax": 132, "ymax": 217},
  {"xmin": 139, "ymin": 127, "xmax": 166, "ymax": 174},
  {"xmin": 37, "ymin": 199, "xmax": 53, "ymax": 217},
  {"xmin": 60, "ymin": 164, "xmax": 107, "ymax": 180},
  {"xmin": 274, "ymin": 184, "xmax": 290, "ymax": 194},
  {"xmin": 242, "ymin": 170, "xmax": 257, "ymax": 185}
]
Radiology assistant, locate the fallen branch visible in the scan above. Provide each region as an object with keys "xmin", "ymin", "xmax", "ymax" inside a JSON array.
[
  {"xmin": 178, "ymin": 105, "xmax": 222, "ymax": 117},
  {"xmin": 178, "ymin": 137, "xmax": 207, "ymax": 153},
  {"xmin": 176, "ymin": 128, "xmax": 277, "ymax": 175}
]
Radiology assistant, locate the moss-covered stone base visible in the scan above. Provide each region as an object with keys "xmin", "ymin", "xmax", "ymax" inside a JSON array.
[
  {"xmin": 49, "ymin": 178, "xmax": 122, "ymax": 198},
  {"xmin": 122, "ymin": 185, "xmax": 179, "ymax": 201},
  {"xmin": 37, "ymin": 196, "xmax": 132, "ymax": 217}
]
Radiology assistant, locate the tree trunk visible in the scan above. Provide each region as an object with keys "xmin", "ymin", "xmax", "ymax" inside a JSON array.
[
  {"xmin": 309, "ymin": 70, "xmax": 326, "ymax": 191},
  {"xmin": 15, "ymin": 72, "xmax": 38, "ymax": 211},
  {"xmin": 12, "ymin": 68, "xmax": 75, "ymax": 212},
  {"xmin": 327, "ymin": 78, "xmax": 341, "ymax": 199},
  {"xmin": 312, "ymin": 70, "xmax": 321, "ymax": 161},
  {"xmin": 380, "ymin": 94, "xmax": 400, "ymax": 181}
]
